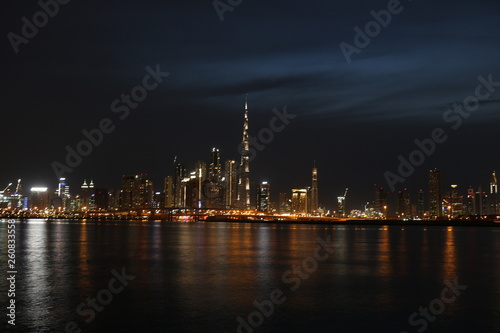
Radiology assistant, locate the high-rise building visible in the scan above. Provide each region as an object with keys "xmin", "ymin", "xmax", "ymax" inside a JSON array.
[
  {"xmin": 490, "ymin": 171, "xmax": 498, "ymax": 215},
  {"xmin": 94, "ymin": 188, "xmax": 109, "ymax": 211},
  {"xmin": 237, "ymin": 98, "xmax": 251, "ymax": 210},
  {"xmin": 174, "ymin": 163, "xmax": 187, "ymax": 208},
  {"xmin": 417, "ymin": 189, "xmax": 425, "ymax": 218},
  {"xmin": 224, "ymin": 160, "xmax": 238, "ymax": 209},
  {"xmin": 209, "ymin": 148, "xmax": 222, "ymax": 181},
  {"xmin": 195, "ymin": 161, "xmax": 207, "ymax": 208},
  {"xmin": 120, "ymin": 174, "xmax": 153, "ymax": 210},
  {"xmin": 475, "ymin": 186, "xmax": 489, "ymax": 216},
  {"xmin": 449, "ymin": 185, "xmax": 463, "ymax": 218},
  {"xmin": 278, "ymin": 193, "xmax": 291, "ymax": 214},
  {"xmin": 57, "ymin": 178, "xmax": 71, "ymax": 211},
  {"xmin": 337, "ymin": 188, "xmax": 348, "ymax": 217},
  {"xmin": 466, "ymin": 186, "xmax": 476, "ymax": 216},
  {"xmin": 80, "ymin": 179, "xmax": 95, "ymax": 211},
  {"xmin": 398, "ymin": 188, "xmax": 411, "ymax": 218},
  {"xmin": 429, "ymin": 169, "xmax": 443, "ymax": 219},
  {"xmin": 29, "ymin": 187, "xmax": 50, "ymax": 210},
  {"xmin": 164, "ymin": 176, "xmax": 174, "ymax": 208},
  {"xmin": 310, "ymin": 163, "xmax": 319, "ymax": 215},
  {"xmin": 374, "ymin": 185, "xmax": 388, "ymax": 216},
  {"xmin": 292, "ymin": 189, "xmax": 308, "ymax": 215},
  {"xmin": 256, "ymin": 182, "xmax": 270, "ymax": 212},
  {"xmin": 204, "ymin": 149, "xmax": 225, "ymax": 209}
]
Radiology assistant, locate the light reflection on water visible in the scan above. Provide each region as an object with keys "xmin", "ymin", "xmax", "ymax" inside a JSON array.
[{"xmin": 0, "ymin": 219, "xmax": 499, "ymax": 332}]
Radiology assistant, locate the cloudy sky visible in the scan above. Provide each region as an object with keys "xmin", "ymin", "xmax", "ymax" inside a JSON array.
[{"xmin": 2, "ymin": 0, "xmax": 500, "ymax": 210}]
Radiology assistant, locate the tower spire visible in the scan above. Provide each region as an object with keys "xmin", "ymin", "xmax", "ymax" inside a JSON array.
[
  {"xmin": 311, "ymin": 162, "xmax": 319, "ymax": 215},
  {"xmin": 238, "ymin": 96, "xmax": 251, "ymax": 210}
]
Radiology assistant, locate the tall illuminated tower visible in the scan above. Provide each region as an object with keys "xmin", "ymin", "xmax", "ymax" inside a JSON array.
[
  {"xmin": 224, "ymin": 160, "xmax": 238, "ymax": 209},
  {"xmin": 491, "ymin": 171, "xmax": 498, "ymax": 214},
  {"xmin": 310, "ymin": 162, "xmax": 319, "ymax": 215},
  {"xmin": 237, "ymin": 97, "xmax": 251, "ymax": 210},
  {"xmin": 428, "ymin": 169, "xmax": 442, "ymax": 219},
  {"xmin": 209, "ymin": 147, "xmax": 221, "ymax": 181},
  {"xmin": 256, "ymin": 182, "xmax": 270, "ymax": 212}
]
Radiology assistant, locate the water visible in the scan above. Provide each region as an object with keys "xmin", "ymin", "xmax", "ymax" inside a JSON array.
[{"xmin": 1, "ymin": 219, "xmax": 500, "ymax": 332}]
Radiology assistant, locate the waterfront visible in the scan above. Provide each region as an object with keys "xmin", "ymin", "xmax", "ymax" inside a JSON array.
[{"xmin": 1, "ymin": 219, "xmax": 500, "ymax": 332}]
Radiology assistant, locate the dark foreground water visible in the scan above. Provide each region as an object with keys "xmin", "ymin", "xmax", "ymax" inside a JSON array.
[{"xmin": 1, "ymin": 219, "xmax": 500, "ymax": 333}]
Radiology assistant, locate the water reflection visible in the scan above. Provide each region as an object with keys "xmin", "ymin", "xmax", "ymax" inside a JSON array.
[
  {"xmin": 24, "ymin": 220, "xmax": 50, "ymax": 327},
  {"xmin": 441, "ymin": 227, "xmax": 457, "ymax": 280},
  {"xmin": 4, "ymin": 220, "xmax": 500, "ymax": 333}
]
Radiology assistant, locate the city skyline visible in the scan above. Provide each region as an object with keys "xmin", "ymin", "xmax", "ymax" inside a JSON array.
[
  {"xmin": 2, "ymin": 1, "xmax": 500, "ymax": 210},
  {"xmin": 1, "ymin": 93, "xmax": 498, "ymax": 212},
  {"xmin": 3, "ymin": 2, "xmax": 500, "ymax": 333}
]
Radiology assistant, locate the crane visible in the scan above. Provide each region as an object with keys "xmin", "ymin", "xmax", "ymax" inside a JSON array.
[
  {"xmin": 15, "ymin": 179, "xmax": 21, "ymax": 195},
  {"xmin": 343, "ymin": 188, "xmax": 348, "ymax": 199},
  {"xmin": 2, "ymin": 183, "xmax": 12, "ymax": 194}
]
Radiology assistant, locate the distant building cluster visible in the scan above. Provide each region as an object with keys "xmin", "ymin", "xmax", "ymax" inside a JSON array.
[
  {"xmin": 0, "ymin": 100, "xmax": 498, "ymax": 220},
  {"xmin": 0, "ymin": 100, "xmax": 322, "ymax": 217},
  {"xmin": 364, "ymin": 170, "xmax": 499, "ymax": 220}
]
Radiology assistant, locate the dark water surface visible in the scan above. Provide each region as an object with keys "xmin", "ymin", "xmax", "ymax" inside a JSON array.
[{"xmin": 1, "ymin": 219, "xmax": 500, "ymax": 332}]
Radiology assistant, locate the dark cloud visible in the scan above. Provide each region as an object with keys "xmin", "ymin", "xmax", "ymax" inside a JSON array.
[{"xmin": 1, "ymin": 0, "xmax": 499, "ymax": 209}]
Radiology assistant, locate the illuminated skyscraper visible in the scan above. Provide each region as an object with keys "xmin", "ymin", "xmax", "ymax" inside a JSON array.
[
  {"xmin": 337, "ymin": 188, "xmax": 348, "ymax": 217},
  {"xmin": 224, "ymin": 160, "xmax": 238, "ymax": 209},
  {"xmin": 292, "ymin": 189, "xmax": 308, "ymax": 215},
  {"xmin": 237, "ymin": 98, "xmax": 251, "ymax": 210},
  {"xmin": 449, "ymin": 185, "xmax": 463, "ymax": 218},
  {"xmin": 374, "ymin": 185, "xmax": 388, "ymax": 216},
  {"xmin": 398, "ymin": 188, "xmax": 411, "ymax": 218},
  {"xmin": 120, "ymin": 174, "xmax": 153, "ymax": 210},
  {"xmin": 164, "ymin": 176, "xmax": 174, "ymax": 208},
  {"xmin": 80, "ymin": 179, "xmax": 95, "ymax": 211},
  {"xmin": 310, "ymin": 163, "xmax": 319, "ymax": 215},
  {"xmin": 174, "ymin": 163, "xmax": 187, "ymax": 208},
  {"xmin": 256, "ymin": 182, "xmax": 270, "ymax": 212},
  {"xmin": 417, "ymin": 189, "xmax": 425, "ymax": 218},
  {"xmin": 29, "ymin": 187, "xmax": 50, "ymax": 210},
  {"xmin": 278, "ymin": 193, "xmax": 291, "ymax": 214},
  {"xmin": 195, "ymin": 161, "xmax": 207, "ymax": 208},
  {"xmin": 428, "ymin": 169, "xmax": 443, "ymax": 219},
  {"xmin": 490, "ymin": 171, "xmax": 498, "ymax": 215},
  {"xmin": 56, "ymin": 178, "xmax": 71, "ymax": 211},
  {"xmin": 94, "ymin": 188, "xmax": 109, "ymax": 211},
  {"xmin": 209, "ymin": 148, "xmax": 222, "ymax": 181}
]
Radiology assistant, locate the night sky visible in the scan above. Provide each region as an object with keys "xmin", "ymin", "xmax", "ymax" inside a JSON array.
[{"xmin": 2, "ymin": 0, "xmax": 500, "ymax": 210}]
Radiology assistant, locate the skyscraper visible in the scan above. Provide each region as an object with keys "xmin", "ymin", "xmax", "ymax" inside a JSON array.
[
  {"xmin": 164, "ymin": 176, "xmax": 174, "ymax": 208},
  {"xmin": 292, "ymin": 189, "xmax": 308, "ymax": 215},
  {"xmin": 238, "ymin": 98, "xmax": 251, "ymax": 210},
  {"xmin": 56, "ymin": 178, "xmax": 70, "ymax": 211},
  {"xmin": 449, "ymin": 185, "xmax": 463, "ymax": 218},
  {"xmin": 397, "ymin": 188, "xmax": 411, "ymax": 218},
  {"xmin": 120, "ymin": 174, "xmax": 153, "ymax": 210},
  {"xmin": 256, "ymin": 182, "xmax": 270, "ymax": 212},
  {"xmin": 490, "ymin": 171, "xmax": 498, "ymax": 215},
  {"xmin": 466, "ymin": 186, "xmax": 476, "ymax": 216},
  {"xmin": 29, "ymin": 187, "xmax": 50, "ymax": 210},
  {"xmin": 209, "ymin": 148, "xmax": 222, "ymax": 181},
  {"xmin": 94, "ymin": 188, "xmax": 109, "ymax": 211},
  {"xmin": 80, "ymin": 179, "xmax": 95, "ymax": 211},
  {"xmin": 417, "ymin": 189, "xmax": 425, "ymax": 218},
  {"xmin": 278, "ymin": 193, "xmax": 291, "ymax": 214},
  {"xmin": 174, "ymin": 163, "xmax": 187, "ymax": 208},
  {"xmin": 374, "ymin": 185, "xmax": 388, "ymax": 216},
  {"xmin": 429, "ymin": 169, "xmax": 443, "ymax": 219},
  {"xmin": 195, "ymin": 161, "xmax": 207, "ymax": 208},
  {"xmin": 310, "ymin": 163, "xmax": 319, "ymax": 215},
  {"xmin": 224, "ymin": 160, "xmax": 238, "ymax": 209}
]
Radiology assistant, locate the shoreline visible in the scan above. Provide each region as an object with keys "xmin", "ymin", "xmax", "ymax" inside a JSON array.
[
  {"xmin": 2, "ymin": 217, "xmax": 499, "ymax": 227},
  {"xmin": 203, "ymin": 218, "xmax": 500, "ymax": 227}
]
